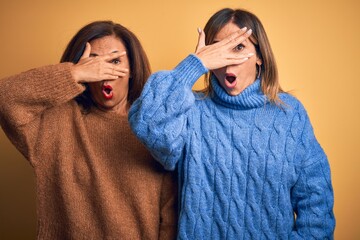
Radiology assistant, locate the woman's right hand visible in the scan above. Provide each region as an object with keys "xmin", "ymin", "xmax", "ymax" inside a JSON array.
[
  {"xmin": 70, "ymin": 42, "xmax": 129, "ymax": 83},
  {"xmin": 195, "ymin": 27, "xmax": 254, "ymax": 70}
]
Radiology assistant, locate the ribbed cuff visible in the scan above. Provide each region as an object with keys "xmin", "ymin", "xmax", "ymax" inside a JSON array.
[{"xmin": 172, "ymin": 54, "xmax": 208, "ymax": 88}]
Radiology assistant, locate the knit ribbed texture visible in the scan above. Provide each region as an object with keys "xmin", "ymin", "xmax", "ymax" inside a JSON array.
[
  {"xmin": 0, "ymin": 64, "xmax": 178, "ymax": 240},
  {"xmin": 129, "ymin": 54, "xmax": 335, "ymax": 239},
  {"xmin": 211, "ymin": 76, "xmax": 266, "ymax": 109}
]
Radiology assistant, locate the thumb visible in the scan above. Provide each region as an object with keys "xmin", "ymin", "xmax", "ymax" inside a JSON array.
[
  {"xmin": 195, "ymin": 28, "xmax": 206, "ymax": 53},
  {"xmin": 80, "ymin": 42, "xmax": 91, "ymax": 60}
]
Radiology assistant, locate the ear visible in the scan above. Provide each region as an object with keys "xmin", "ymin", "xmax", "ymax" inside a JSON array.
[{"xmin": 256, "ymin": 57, "xmax": 262, "ymax": 66}]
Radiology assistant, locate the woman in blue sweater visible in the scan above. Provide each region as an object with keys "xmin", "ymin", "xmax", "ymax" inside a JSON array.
[{"xmin": 129, "ymin": 8, "xmax": 335, "ymax": 239}]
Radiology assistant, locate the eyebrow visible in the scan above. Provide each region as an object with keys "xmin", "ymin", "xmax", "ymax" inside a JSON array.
[{"xmin": 89, "ymin": 50, "xmax": 119, "ymax": 57}]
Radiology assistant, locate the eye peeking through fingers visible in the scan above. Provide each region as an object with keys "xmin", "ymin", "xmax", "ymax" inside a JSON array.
[
  {"xmin": 234, "ymin": 44, "xmax": 245, "ymax": 51},
  {"xmin": 110, "ymin": 58, "xmax": 121, "ymax": 64}
]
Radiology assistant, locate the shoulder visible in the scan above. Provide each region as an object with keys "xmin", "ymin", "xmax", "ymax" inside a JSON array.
[
  {"xmin": 276, "ymin": 93, "xmax": 312, "ymax": 136},
  {"xmin": 193, "ymin": 91, "xmax": 206, "ymax": 99},
  {"xmin": 278, "ymin": 93, "xmax": 307, "ymax": 116}
]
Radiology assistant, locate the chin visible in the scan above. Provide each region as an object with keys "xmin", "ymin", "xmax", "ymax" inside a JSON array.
[
  {"xmin": 95, "ymin": 102, "xmax": 115, "ymax": 111},
  {"xmin": 103, "ymin": 104, "xmax": 116, "ymax": 110},
  {"xmin": 227, "ymin": 89, "xmax": 241, "ymax": 96}
]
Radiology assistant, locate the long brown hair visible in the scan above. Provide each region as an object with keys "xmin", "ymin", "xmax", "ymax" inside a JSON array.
[
  {"xmin": 61, "ymin": 20, "xmax": 151, "ymax": 111},
  {"xmin": 203, "ymin": 8, "xmax": 284, "ymax": 104}
]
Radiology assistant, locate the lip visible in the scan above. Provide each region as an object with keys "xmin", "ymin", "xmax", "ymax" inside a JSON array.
[
  {"xmin": 102, "ymin": 84, "xmax": 113, "ymax": 100},
  {"xmin": 224, "ymin": 73, "xmax": 237, "ymax": 89}
]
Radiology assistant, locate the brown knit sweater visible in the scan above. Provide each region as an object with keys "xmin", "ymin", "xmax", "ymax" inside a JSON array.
[{"xmin": 0, "ymin": 63, "xmax": 178, "ymax": 240}]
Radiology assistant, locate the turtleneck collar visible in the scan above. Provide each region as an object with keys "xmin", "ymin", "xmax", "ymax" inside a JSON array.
[{"xmin": 210, "ymin": 75, "xmax": 267, "ymax": 109}]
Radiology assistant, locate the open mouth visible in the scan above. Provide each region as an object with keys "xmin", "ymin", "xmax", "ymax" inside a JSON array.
[
  {"xmin": 102, "ymin": 84, "xmax": 113, "ymax": 100},
  {"xmin": 224, "ymin": 73, "xmax": 237, "ymax": 88},
  {"xmin": 226, "ymin": 75, "xmax": 236, "ymax": 83}
]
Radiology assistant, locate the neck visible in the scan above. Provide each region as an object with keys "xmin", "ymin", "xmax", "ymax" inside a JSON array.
[
  {"xmin": 210, "ymin": 77, "xmax": 267, "ymax": 109},
  {"xmin": 95, "ymin": 98, "xmax": 129, "ymax": 116}
]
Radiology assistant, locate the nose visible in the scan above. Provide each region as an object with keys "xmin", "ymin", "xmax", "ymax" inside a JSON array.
[{"xmin": 225, "ymin": 65, "xmax": 238, "ymax": 73}]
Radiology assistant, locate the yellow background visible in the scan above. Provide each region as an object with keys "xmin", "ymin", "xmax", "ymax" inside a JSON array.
[{"xmin": 0, "ymin": 0, "xmax": 359, "ymax": 238}]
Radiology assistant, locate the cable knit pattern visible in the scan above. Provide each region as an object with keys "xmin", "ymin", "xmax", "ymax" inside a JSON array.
[{"xmin": 129, "ymin": 54, "xmax": 335, "ymax": 239}]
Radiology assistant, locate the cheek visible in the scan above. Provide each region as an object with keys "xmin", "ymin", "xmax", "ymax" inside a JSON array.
[
  {"xmin": 243, "ymin": 58, "xmax": 258, "ymax": 73},
  {"xmin": 121, "ymin": 58, "xmax": 130, "ymax": 69},
  {"xmin": 212, "ymin": 68, "xmax": 225, "ymax": 79},
  {"xmin": 88, "ymin": 83, "xmax": 99, "ymax": 94},
  {"xmin": 113, "ymin": 77, "xmax": 130, "ymax": 93}
]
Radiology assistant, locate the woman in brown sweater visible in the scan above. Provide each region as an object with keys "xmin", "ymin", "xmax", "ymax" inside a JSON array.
[{"xmin": 0, "ymin": 21, "xmax": 177, "ymax": 239}]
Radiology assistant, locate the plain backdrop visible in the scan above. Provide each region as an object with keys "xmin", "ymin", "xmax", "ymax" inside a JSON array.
[{"xmin": 0, "ymin": 0, "xmax": 359, "ymax": 239}]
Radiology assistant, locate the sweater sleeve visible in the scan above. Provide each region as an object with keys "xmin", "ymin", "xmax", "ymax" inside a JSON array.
[
  {"xmin": 0, "ymin": 63, "xmax": 85, "ymax": 159},
  {"xmin": 129, "ymin": 54, "xmax": 208, "ymax": 170},
  {"xmin": 290, "ymin": 107, "xmax": 335, "ymax": 239}
]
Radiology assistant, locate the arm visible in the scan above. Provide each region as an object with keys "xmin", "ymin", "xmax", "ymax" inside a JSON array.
[
  {"xmin": 0, "ymin": 63, "xmax": 83, "ymax": 127},
  {"xmin": 129, "ymin": 54, "xmax": 207, "ymax": 170},
  {"xmin": 0, "ymin": 44, "xmax": 128, "ymax": 159},
  {"xmin": 290, "ymin": 109, "xmax": 335, "ymax": 239},
  {"xmin": 129, "ymin": 28, "xmax": 253, "ymax": 170},
  {"xmin": 158, "ymin": 171, "xmax": 178, "ymax": 240},
  {"xmin": 0, "ymin": 63, "xmax": 84, "ymax": 158}
]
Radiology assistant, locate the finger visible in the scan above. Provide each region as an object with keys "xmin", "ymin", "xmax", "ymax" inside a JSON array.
[
  {"xmin": 115, "ymin": 67, "xmax": 129, "ymax": 74},
  {"xmin": 102, "ymin": 71, "xmax": 128, "ymax": 80},
  {"xmin": 102, "ymin": 74, "xmax": 121, "ymax": 80},
  {"xmin": 103, "ymin": 62, "xmax": 129, "ymax": 72},
  {"xmin": 195, "ymin": 28, "xmax": 206, "ymax": 53},
  {"xmin": 227, "ymin": 57, "xmax": 250, "ymax": 65},
  {"xmin": 103, "ymin": 65, "xmax": 129, "ymax": 76},
  {"xmin": 80, "ymin": 42, "xmax": 91, "ymax": 60},
  {"xmin": 233, "ymin": 52, "xmax": 255, "ymax": 59},
  {"xmin": 216, "ymin": 27, "xmax": 248, "ymax": 48},
  {"xmin": 101, "ymin": 51, "xmax": 126, "ymax": 61},
  {"xmin": 225, "ymin": 52, "xmax": 254, "ymax": 63},
  {"xmin": 231, "ymin": 29, "xmax": 252, "ymax": 46},
  {"xmin": 118, "ymin": 52, "xmax": 128, "ymax": 62},
  {"xmin": 212, "ymin": 28, "xmax": 244, "ymax": 48},
  {"xmin": 106, "ymin": 67, "xmax": 129, "ymax": 75},
  {"xmin": 114, "ymin": 71, "xmax": 128, "ymax": 77}
]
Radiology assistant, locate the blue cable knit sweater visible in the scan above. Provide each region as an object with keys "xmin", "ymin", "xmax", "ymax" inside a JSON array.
[{"xmin": 129, "ymin": 54, "xmax": 335, "ymax": 239}]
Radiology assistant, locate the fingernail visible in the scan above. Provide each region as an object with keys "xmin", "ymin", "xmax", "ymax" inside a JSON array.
[
  {"xmin": 248, "ymin": 53, "xmax": 255, "ymax": 56},
  {"xmin": 197, "ymin": 27, "xmax": 202, "ymax": 34},
  {"xmin": 246, "ymin": 29, "xmax": 252, "ymax": 35},
  {"xmin": 240, "ymin": 27, "xmax": 247, "ymax": 31}
]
